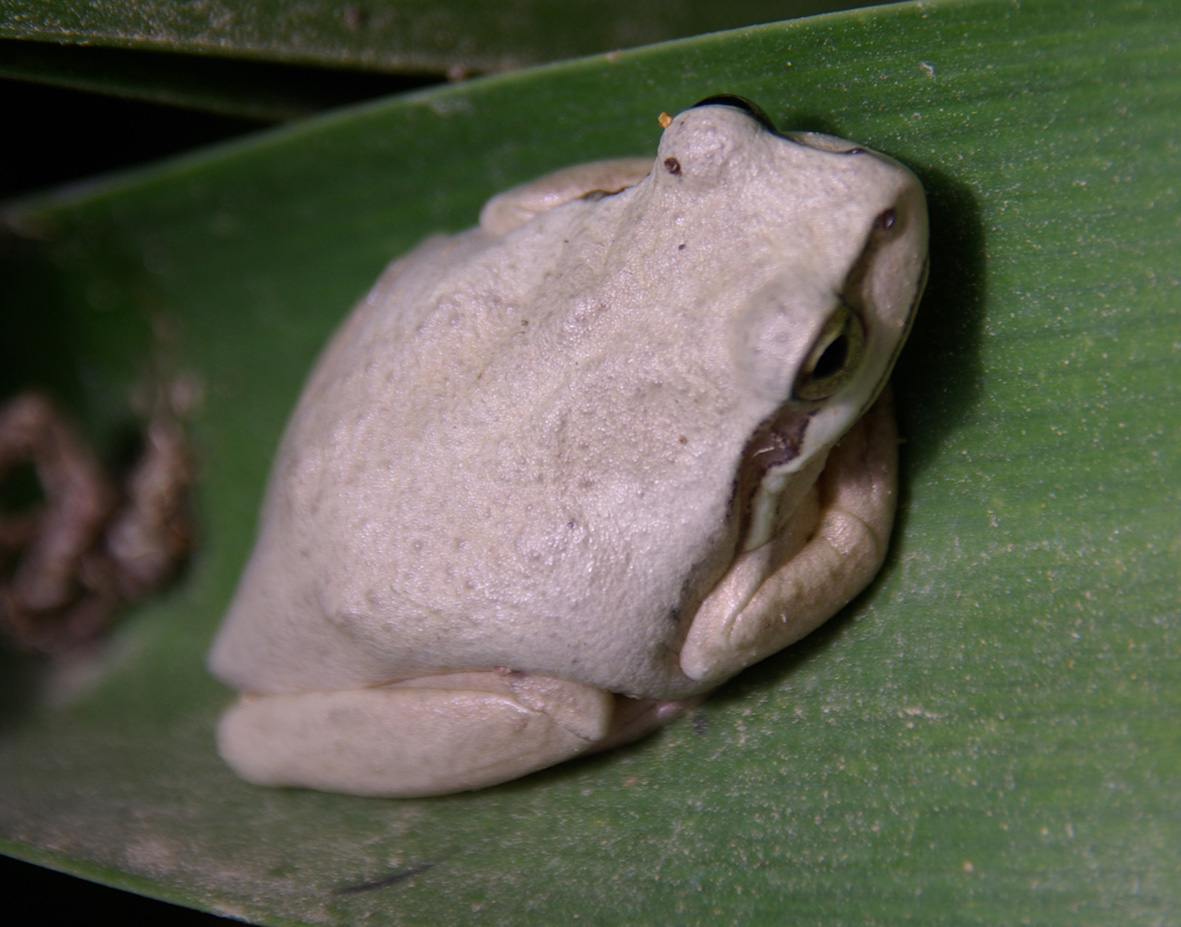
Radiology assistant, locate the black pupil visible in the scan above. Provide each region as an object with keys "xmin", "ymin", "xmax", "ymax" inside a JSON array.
[{"xmin": 812, "ymin": 334, "xmax": 848, "ymax": 380}]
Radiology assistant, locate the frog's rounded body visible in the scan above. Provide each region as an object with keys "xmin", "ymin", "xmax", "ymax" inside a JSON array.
[{"xmin": 209, "ymin": 99, "xmax": 928, "ymax": 796}]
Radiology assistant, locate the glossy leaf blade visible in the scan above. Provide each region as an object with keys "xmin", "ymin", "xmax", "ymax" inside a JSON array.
[{"xmin": 0, "ymin": 1, "xmax": 1177, "ymax": 924}]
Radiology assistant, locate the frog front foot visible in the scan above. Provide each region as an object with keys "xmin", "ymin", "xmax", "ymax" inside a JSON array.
[{"xmin": 680, "ymin": 392, "xmax": 899, "ymax": 684}]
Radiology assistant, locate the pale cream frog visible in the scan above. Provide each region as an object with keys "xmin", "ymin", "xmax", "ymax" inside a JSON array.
[{"xmin": 209, "ymin": 97, "xmax": 928, "ymax": 797}]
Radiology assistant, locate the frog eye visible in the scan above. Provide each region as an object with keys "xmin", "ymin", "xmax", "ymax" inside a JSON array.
[
  {"xmin": 793, "ymin": 304, "xmax": 865, "ymax": 401},
  {"xmin": 690, "ymin": 94, "xmax": 777, "ymax": 132}
]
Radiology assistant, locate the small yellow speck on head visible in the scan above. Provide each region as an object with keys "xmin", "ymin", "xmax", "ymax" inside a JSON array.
[{"xmin": 658, "ymin": 112, "xmax": 673, "ymax": 129}]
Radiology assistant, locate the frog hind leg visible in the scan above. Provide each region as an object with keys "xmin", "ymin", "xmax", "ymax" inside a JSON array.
[
  {"xmin": 678, "ymin": 393, "xmax": 899, "ymax": 686},
  {"xmin": 215, "ymin": 670, "xmax": 615, "ymax": 797},
  {"xmin": 479, "ymin": 158, "xmax": 654, "ymax": 235}
]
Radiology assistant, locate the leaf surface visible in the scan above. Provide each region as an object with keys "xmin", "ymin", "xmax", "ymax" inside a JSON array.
[{"xmin": 0, "ymin": 1, "xmax": 1177, "ymax": 924}]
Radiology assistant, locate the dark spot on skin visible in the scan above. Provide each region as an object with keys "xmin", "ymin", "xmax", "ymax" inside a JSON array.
[
  {"xmin": 874, "ymin": 208, "xmax": 897, "ymax": 231},
  {"xmin": 678, "ymin": 435, "xmax": 688, "ymax": 444},
  {"xmin": 663, "ymin": 157, "xmax": 682, "ymax": 176},
  {"xmin": 678, "ymin": 243, "xmax": 687, "ymax": 251},
  {"xmin": 567, "ymin": 520, "xmax": 576, "ymax": 529},
  {"xmin": 668, "ymin": 607, "xmax": 681, "ymax": 624},
  {"xmin": 332, "ymin": 863, "xmax": 434, "ymax": 896}
]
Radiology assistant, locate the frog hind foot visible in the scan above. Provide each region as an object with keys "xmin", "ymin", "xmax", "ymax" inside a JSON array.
[{"xmin": 215, "ymin": 670, "xmax": 614, "ymax": 797}]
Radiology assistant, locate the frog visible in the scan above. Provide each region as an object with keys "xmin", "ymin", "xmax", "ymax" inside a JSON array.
[{"xmin": 208, "ymin": 96, "xmax": 928, "ymax": 797}]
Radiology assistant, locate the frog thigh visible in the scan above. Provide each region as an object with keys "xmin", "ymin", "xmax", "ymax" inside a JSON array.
[
  {"xmin": 679, "ymin": 392, "xmax": 899, "ymax": 685},
  {"xmin": 216, "ymin": 671, "xmax": 614, "ymax": 797},
  {"xmin": 479, "ymin": 157, "xmax": 653, "ymax": 235}
]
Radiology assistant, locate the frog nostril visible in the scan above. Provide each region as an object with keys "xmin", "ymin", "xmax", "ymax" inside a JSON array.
[
  {"xmin": 664, "ymin": 157, "xmax": 682, "ymax": 176},
  {"xmin": 874, "ymin": 208, "xmax": 897, "ymax": 231}
]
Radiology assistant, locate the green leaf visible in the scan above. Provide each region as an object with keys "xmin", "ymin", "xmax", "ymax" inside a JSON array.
[
  {"xmin": 2, "ymin": 0, "xmax": 877, "ymax": 73},
  {"xmin": 1, "ymin": 0, "xmax": 1177, "ymax": 924},
  {"xmin": 0, "ymin": 1, "xmax": 878, "ymax": 119},
  {"xmin": 0, "ymin": 37, "xmax": 425, "ymax": 122}
]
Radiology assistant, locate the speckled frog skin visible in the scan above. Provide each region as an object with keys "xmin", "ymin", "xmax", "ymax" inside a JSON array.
[{"xmin": 209, "ymin": 97, "xmax": 928, "ymax": 797}]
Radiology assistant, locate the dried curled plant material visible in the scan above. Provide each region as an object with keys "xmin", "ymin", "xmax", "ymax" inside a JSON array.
[{"xmin": 0, "ymin": 392, "xmax": 194, "ymax": 653}]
